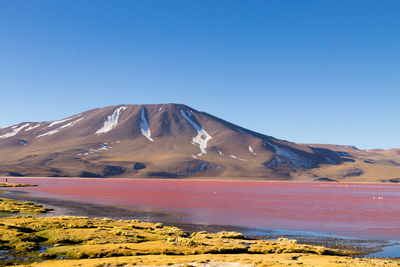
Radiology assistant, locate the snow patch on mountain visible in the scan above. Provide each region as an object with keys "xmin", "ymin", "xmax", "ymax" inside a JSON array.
[
  {"xmin": 25, "ymin": 124, "xmax": 41, "ymax": 131},
  {"xmin": 78, "ymin": 143, "xmax": 111, "ymax": 156},
  {"xmin": 48, "ymin": 114, "xmax": 82, "ymax": 128},
  {"xmin": 180, "ymin": 109, "xmax": 212, "ymax": 156},
  {"xmin": 0, "ymin": 123, "xmax": 30, "ymax": 140},
  {"xmin": 96, "ymin": 106, "xmax": 126, "ymax": 134},
  {"xmin": 249, "ymin": 146, "xmax": 256, "ymax": 155},
  {"xmin": 37, "ymin": 118, "xmax": 83, "ymax": 138},
  {"xmin": 139, "ymin": 108, "xmax": 154, "ymax": 142},
  {"xmin": 229, "ymin": 155, "xmax": 247, "ymax": 161},
  {"xmin": 265, "ymin": 141, "xmax": 311, "ymax": 168}
]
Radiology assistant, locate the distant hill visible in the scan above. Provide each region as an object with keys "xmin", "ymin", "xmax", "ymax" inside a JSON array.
[{"xmin": 0, "ymin": 103, "xmax": 399, "ymax": 182}]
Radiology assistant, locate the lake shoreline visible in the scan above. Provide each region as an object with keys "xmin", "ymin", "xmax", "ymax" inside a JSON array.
[
  {"xmin": 3, "ymin": 175, "xmax": 400, "ymax": 185},
  {"xmin": 2, "ymin": 190, "xmax": 393, "ymax": 258}
]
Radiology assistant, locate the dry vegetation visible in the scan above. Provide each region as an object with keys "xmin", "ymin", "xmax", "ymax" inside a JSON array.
[
  {"xmin": 0, "ymin": 198, "xmax": 398, "ymax": 266},
  {"xmin": 0, "ymin": 198, "xmax": 52, "ymax": 214},
  {"xmin": 0, "ymin": 182, "xmax": 37, "ymax": 187}
]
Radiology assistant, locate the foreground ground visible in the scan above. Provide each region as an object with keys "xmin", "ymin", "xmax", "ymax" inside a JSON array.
[
  {"xmin": 0, "ymin": 193, "xmax": 399, "ymax": 266},
  {"xmin": 28, "ymin": 253, "xmax": 400, "ymax": 267}
]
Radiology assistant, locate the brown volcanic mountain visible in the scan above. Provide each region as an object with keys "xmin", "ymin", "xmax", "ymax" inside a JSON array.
[{"xmin": 0, "ymin": 104, "xmax": 399, "ymax": 181}]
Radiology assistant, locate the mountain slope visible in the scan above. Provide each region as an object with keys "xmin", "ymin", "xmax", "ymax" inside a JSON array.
[{"xmin": 0, "ymin": 104, "xmax": 397, "ymax": 181}]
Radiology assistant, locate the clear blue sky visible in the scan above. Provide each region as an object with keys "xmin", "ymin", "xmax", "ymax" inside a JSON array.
[{"xmin": 0, "ymin": 0, "xmax": 399, "ymax": 149}]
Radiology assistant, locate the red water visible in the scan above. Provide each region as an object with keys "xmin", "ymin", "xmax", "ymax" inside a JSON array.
[{"xmin": 4, "ymin": 178, "xmax": 400, "ymax": 240}]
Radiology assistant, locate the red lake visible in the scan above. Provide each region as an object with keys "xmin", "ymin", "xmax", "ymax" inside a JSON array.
[{"xmin": 4, "ymin": 178, "xmax": 400, "ymax": 241}]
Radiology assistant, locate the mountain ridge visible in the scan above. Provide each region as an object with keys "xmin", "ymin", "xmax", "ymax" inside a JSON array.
[{"xmin": 0, "ymin": 103, "xmax": 399, "ymax": 182}]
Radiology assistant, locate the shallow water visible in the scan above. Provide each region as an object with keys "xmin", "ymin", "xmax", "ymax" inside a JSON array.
[
  {"xmin": 4, "ymin": 178, "xmax": 400, "ymax": 242},
  {"xmin": 367, "ymin": 243, "xmax": 400, "ymax": 258}
]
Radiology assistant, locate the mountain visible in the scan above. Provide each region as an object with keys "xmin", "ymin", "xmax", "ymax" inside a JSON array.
[{"xmin": 0, "ymin": 104, "xmax": 399, "ymax": 182}]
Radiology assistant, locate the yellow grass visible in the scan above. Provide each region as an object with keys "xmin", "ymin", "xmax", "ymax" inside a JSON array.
[
  {"xmin": 0, "ymin": 198, "xmax": 397, "ymax": 266},
  {"xmin": 0, "ymin": 198, "xmax": 53, "ymax": 214},
  {"xmin": 0, "ymin": 182, "xmax": 37, "ymax": 187}
]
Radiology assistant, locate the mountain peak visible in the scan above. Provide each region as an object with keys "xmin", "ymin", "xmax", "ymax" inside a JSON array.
[{"xmin": 0, "ymin": 104, "xmax": 354, "ymax": 179}]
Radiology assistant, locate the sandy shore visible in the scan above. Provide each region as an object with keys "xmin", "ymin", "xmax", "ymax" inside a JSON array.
[{"xmin": 2, "ymin": 190, "xmax": 392, "ymax": 257}]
